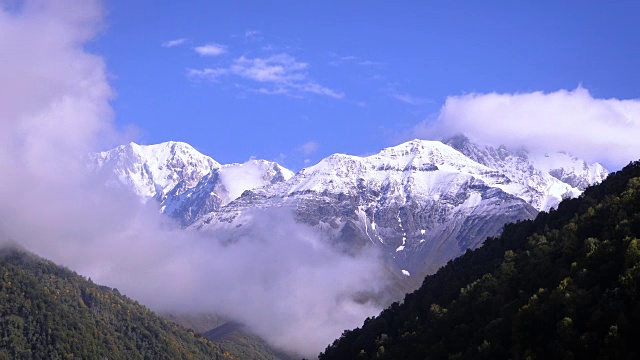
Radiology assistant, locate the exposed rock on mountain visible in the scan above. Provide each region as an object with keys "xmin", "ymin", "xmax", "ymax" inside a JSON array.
[
  {"xmin": 90, "ymin": 142, "xmax": 293, "ymax": 226},
  {"xmin": 92, "ymin": 137, "xmax": 607, "ymax": 277},
  {"xmin": 319, "ymin": 161, "xmax": 640, "ymax": 360},
  {"xmin": 193, "ymin": 138, "xmax": 606, "ymax": 276}
]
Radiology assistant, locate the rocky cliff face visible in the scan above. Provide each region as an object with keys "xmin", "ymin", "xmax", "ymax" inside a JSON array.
[
  {"xmin": 89, "ymin": 142, "xmax": 293, "ymax": 226},
  {"xmin": 444, "ymin": 135, "xmax": 608, "ymax": 210},
  {"xmin": 92, "ymin": 138, "xmax": 607, "ymax": 279},
  {"xmin": 90, "ymin": 141, "xmax": 220, "ymax": 200},
  {"xmin": 193, "ymin": 138, "xmax": 606, "ymax": 277}
]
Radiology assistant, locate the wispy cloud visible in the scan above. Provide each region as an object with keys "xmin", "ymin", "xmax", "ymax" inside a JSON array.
[
  {"xmin": 299, "ymin": 82, "xmax": 343, "ymax": 98},
  {"xmin": 231, "ymin": 54, "xmax": 307, "ymax": 82},
  {"xmin": 187, "ymin": 68, "xmax": 229, "ymax": 81},
  {"xmin": 194, "ymin": 43, "xmax": 228, "ymax": 56},
  {"xmin": 245, "ymin": 29, "xmax": 261, "ymax": 39},
  {"xmin": 339, "ymin": 55, "xmax": 357, "ymax": 62},
  {"xmin": 189, "ymin": 53, "xmax": 344, "ymax": 99},
  {"xmin": 162, "ymin": 38, "xmax": 187, "ymax": 48},
  {"xmin": 391, "ymin": 92, "xmax": 431, "ymax": 105},
  {"xmin": 330, "ymin": 54, "xmax": 382, "ymax": 67},
  {"xmin": 298, "ymin": 141, "xmax": 319, "ymax": 155},
  {"xmin": 0, "ymin": 3, "xmax": 383, "ymax": 357}
]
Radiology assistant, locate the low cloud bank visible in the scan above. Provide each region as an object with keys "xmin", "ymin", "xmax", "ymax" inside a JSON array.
[
  {"xmin": 0, "ymin": 1, "xmax": 385, "ymax": 357},
  {"xmin": 416, "ymin": 87, "xmax": 640, "ymax": 170}
]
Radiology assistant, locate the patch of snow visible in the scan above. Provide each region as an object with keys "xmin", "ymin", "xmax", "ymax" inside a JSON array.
[{"xmin": 219, "ymin": 160, "xmax": 291, "ymax": 204}]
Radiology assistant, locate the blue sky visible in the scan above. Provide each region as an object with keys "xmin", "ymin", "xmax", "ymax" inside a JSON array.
[
  {"xmin": 0, "ymin": 2, "xmax": 638, "ymax": 354},
  {"xmin": 92, "ymin": 1, "xmax": 640, "ymax": 170}
]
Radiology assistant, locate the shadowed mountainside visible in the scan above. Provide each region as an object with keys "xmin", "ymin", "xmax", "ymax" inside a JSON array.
[
  {"xmin": 320, "ymin": 161, "xmax": 640, "ymax": 359},
  {"xmin": 0, "ymin": 246, "xmax": 235, "ymax": 360}
]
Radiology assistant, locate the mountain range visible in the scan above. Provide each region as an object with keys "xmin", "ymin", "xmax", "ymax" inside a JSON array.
[
  {"xmin": 319, "ymin": 160, "xmax": 640, "ymax": 360},
  {"xmin": 91, "ymin": 136, "xmax": 607, "ymax": 278},
  {"xmin": 1, "ymin": 135, "xmax": 611, "ymax": 359}
]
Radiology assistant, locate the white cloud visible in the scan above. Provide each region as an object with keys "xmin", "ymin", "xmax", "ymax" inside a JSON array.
[
  {"xmin": 187, "ymin": 67, "xmax": 228, "ymax": 81},
  {"xmin": 0, "ymin": 2, "xmax": 384, "ymax": 357},
  {"xmin": 194, "ymin": 43, "xmax": 227, "ymax": 56},
  {"xmin": 0, "ymin": 0, "xmax": 114, "ymax": 176},
  {"xmin": 231, "ymin": 54, "xmax": 307, "ymax": 82},
  {"xmin": 298, "ymin": 141, "xmax": 319, "ymax": 155},
  {"xmin": 330, "ymin": 54, "xmax": 381, "ymax": 67},
  {"xmin": 415, "ymin": 87, "xmax": 640, "ymax": 170},
  {"xmin": 190, "ymin": 53, "xmax": 344, "ymax": 99},
  {"xmin": 162, "ymin": 38, "xmax": 187, "ymax": 48},
  {"xmin": 299, "ymin": 82, "xmax": 343, "ymax": 99},
  {"xmin": 392, "ymin": 92, "xmax": 430, "ymax": 105},
  {"xmin": 244, "ymin": 29, "xmax": 260, "ymax": 39},
  {"xmin": 255, "ymin": 87, "xmax": 291, "ymax": 96}
]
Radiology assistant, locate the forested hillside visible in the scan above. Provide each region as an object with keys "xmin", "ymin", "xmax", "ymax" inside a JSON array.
[
  {"xmin": 0, "ymin": 247, "xmax": 234, "ymax": 360},
  {"xmin": 320, "ymin": 161, "xmax": 640, "ymax": 359}
]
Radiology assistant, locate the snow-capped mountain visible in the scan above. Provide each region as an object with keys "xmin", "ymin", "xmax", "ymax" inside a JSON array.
[
  {"xmin": 90, "ymin": 141, "xmax": 220, "ymax": 200},
  {"xmin": 160, "ymin": 159, "xmax": 294, "ymax": 226},
  {"xmin": 92, "ymin": 137, "xmax": 607, "ymax": 279},
  {"xmin": 529, "ymin": 151, "xmax": 608, "ymax": 190},
  {"xmin": 445, "ymin": 135, "xmax": 608, "ymax": 210},
  {"xmin": 90, "ymin": 141, "xmax": 293, "ymax": 225},
  {"xmin": 193, "ymin": 137, "xmax": 607, "ymax": 277}
]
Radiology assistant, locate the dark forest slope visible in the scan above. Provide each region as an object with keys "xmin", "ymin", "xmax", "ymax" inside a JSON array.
[
  {"xmin": 320, "ymin": 161, "xmax": 640, "ymax": 360},
  {"xmin": 0, "ymin": 246, "xmax": 234, "ymax": 360}
]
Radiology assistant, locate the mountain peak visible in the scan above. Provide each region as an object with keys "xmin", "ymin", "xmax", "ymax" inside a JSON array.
[
  {"xmin": 127, "ymin": 141, "xmax": 220, "ymax": 165},
  {"xmin": 442, "ymin": 134, "xmax": 471, "ymax": 148},
  {"xmin": 92, "ymin": 142, "xmax": 295, "ymax": 226},
  {"xmin": 444, "ymin": 135, "xmax": 609, "ymax": 209},
  {"xmin": 91, "ymin": 141, "xmax": 220, "ymax": 200},
  {"xmin": 379, "ymin": 139, "xmax": 452, "ymax": 158}
]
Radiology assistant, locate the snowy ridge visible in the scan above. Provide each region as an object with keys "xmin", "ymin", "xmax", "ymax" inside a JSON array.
[
  {"xmin": 284, "ymin": 140, "xmax": 493, "ymax": 195},
  {"xmin": 160, "ymin": 159, "xmax": 294, "ymax": 226},
  {"xmin": 444, "ymin": 135, "xmax": 608, "ymax": 211},
  {"xmin": 91, "ymin": 142, "xmax": 293, "ymax": 226},
  {"xmin": 232, "ymin": 138, "xmax": 604, "ymax": 213},
  {"xmin": 90, "ymin": 141, "xmax": 220, "ymax": 200},
  {"xmin": 194, "ymin": 137, "xmax": 607, "ymax": 278},
  {"xmin": 529, "ymin": 152, "xmax": 608, "ymax": 190},
  {"xmin": 219, "ymin": 160, "xmax": 294, "ymax": 202},
  {"xmin": 94, "ymin": 137, "xmax": 608, "ymax": 279}
]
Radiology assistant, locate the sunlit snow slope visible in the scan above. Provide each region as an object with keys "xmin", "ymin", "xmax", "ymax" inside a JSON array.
[
  {"xmin": 90, "ymin": 141, "xmax": 293, "ymax": 226},
  {"xmin": 194, "ymin": 137, "xmax": 607, "ymax": 276},
  {"xmin": 93, "ymin": 137, "xmax": 607, "ymax": 277}
]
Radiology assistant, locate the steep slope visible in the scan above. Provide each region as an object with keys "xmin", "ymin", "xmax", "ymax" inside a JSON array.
[
  {"xmin": 0, "ymin": 245, "xmax": 232, "ymax": 360},
  {"xmin": 90, "ymin": 141, "xmax": 220, "ymax": 200},
  {"xmin": 93, "ymin": 138, "xmax": 606, "ymax": 278},
  {"xmin": 161, "ymin": 159, "xmax": 294, "ymax": 226},
  {"xmin": 91, "ymin": 142, "xmax": 293, "ymax": 226},
  {"xmin": 162, "ymin": 314, "xmax": 297, "ymax": 360},
  {"xmin": 445, "ymin": 135, "xmax": 608, "ymax": 210},
  {"xmin": 203, "ymin": 322, "xmax": 295, "ymax": 360},
  {"xmin": 319, "ymin": 161, "xmax": 640, "ymax": 360},
  {"xmin": 529, "ymin": 151, "xmax": 608, "ymax": 190},
  {"xmin": 195, "ymin": 138, "xmax": 604, "ymax": 277}
]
